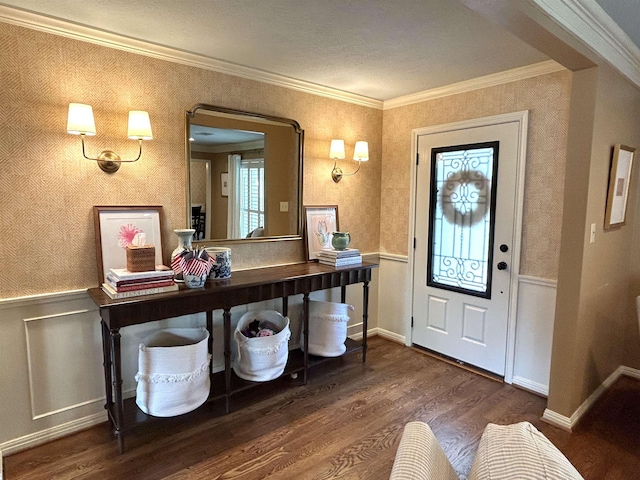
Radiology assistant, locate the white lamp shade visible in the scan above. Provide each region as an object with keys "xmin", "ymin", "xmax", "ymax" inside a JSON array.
[
  {"xmin": 353, "ymin": 141, "xmax": 369, "ymax": 161},
  {"xmin": 329, "ymin": 139, "xmax": 345, "ymax": 160},
  {"xmin": 67, "ymin": 103, "xmax": 96, "ymax": 135},
  {"xmin": 127, "ymin": 111, "xmax": 153, "ymax": 140}
]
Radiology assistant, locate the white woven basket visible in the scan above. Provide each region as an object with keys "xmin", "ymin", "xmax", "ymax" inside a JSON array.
[
  {"xmin": 135, "ymin": 327, "xmax": 211, "ymax": 417},
  {"xmin": 233, "ymin": 310, "xmax": 291, "ymax": 382},
  {"xmin": 303, "ymin": 300, "xmax": 353, "ymax": 357}
]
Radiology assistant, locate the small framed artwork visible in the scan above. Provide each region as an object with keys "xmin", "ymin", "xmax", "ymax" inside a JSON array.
[
  {"xmin": 304, "ymin": 205, "xmax": 339, "ymax": 260},
  {"xmin": 604, "ymin": 144, "xmax": 635, "ymax": 229},
  {"xmin": 221, "ymin": 172, "xmax": 229, "ymax": 197},
  {"xmin": 93, "ymin": 206, "xmax": 165, "ymax": 284}
]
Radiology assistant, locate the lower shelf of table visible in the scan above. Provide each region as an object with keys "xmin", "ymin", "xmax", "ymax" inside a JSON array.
[{"xmin": 108, "ymin": 338, "xmax": 363, "ymax": 434}]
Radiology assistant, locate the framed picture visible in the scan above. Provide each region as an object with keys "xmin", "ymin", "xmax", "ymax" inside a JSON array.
[
  {"xmin": 304, "ymin": 205, "xmax": 339, "ymax": 260},
  {"xmin": 221, "ymin": 172, "xmax": 229, "ymax": 197},
  {"xmin": 93, "ymin": 206, "xmax": 165, "ymax": 284},
  {"xmin": 604, "ymin": 144, "xmax": 635, "ymax": 229}
]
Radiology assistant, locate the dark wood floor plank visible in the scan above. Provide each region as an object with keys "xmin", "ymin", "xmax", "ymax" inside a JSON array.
[{"xmin": 5, "ymin": 337, "xmax": 640, "ymax": 479}]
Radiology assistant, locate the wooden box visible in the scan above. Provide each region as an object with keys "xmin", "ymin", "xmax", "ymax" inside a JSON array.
[{"xmin": 126, "ymin": 245, "xmax": 156, "ymax": 272}]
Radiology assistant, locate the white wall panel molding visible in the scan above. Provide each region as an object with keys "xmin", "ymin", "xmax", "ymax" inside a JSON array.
[
  {"xmin": 0, "ymin": 6, "xmax": 382, "ymax": 109},
  {"xmin": 378, "ymin": 253, "xmax": 409, "ymax": 263},
  {"xmin": 0, "ymin": 289, "xmax": 89, "ymax": 310},
  {"xmin": 22, "ymin": 301, "xmax": 104, "ymax": 420},
  {"xmin": 384, "ymin": 60, "xmax": 565, "ymax": 110},
  {"xmin": 511, "ymin": 275, "xmax": 557, "ymax": 396},
  {"xmin": 542, "ymin": 365, "xmax": 640, "ymax": 431}
]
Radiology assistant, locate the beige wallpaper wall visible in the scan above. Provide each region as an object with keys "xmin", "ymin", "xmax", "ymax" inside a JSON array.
[
  {"xmin": 0, "ymin": 23, "xmax": 382, "ymax": 299},
  {"xmin": 381, "ymin": 70, "xmax": 572, "ymax": 280}
]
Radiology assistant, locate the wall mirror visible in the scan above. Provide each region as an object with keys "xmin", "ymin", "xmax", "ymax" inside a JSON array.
[{"xmin": 186, "ymin": 104, "xmax": 304, "ymax": 243}]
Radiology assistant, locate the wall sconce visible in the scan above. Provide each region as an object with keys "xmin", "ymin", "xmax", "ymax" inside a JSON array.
[
  {"xmin": 330, "ymin": 139, "xmax": 369, "ymax": 183},
  {"xmin": 67, "ymin": 103, "xmax": 153, "ymax": 173}
]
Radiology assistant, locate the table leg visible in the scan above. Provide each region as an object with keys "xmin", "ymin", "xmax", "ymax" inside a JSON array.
[
  {"xmin": 282, "ymin": 296, "xmax": 288, "ymax": 318},
  {"xmin": 362, "ymin": 281, "xmax": 369, "ymax": 363},
  {"xmin": 223, "ymin": 308, "xmax": 231, "ymax": 414},
  {"xmin": 303, "ymin": 292, "xmax": 309, "ymax": 385},
  {"xmin": 101, "ymin": 320, "xmax": 113, "ymax": 426},
  {"xmin": 110, "ymin": 328, "xmax": 124, "ymax": 453},
  {"xmin": 341, "ymin": 285, "xmax": 346, "ymax": 304},
  {"xmin": 206, "ymin": 311, "xmax": 214, "ymax": 404}
]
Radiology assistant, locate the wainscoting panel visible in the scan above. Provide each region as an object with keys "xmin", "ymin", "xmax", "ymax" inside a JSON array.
[
  {"xmin": 377, "ymin": 255, "xmax": 410, "ymax": 344},
  {"xmin": 24, "ymin": 308, "xmax": 104, "ymax": 420},
  {"xmin": 0, "ymin": 266, "xmax": 380, "ymax": 454},
  {"xmin": 512, "ymin": 276, "xmax": 558, "ymax": 396}
]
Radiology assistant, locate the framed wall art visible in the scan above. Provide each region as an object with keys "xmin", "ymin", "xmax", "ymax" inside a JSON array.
[
  {"xmin": 604, "ymin": 144, "xmax": 635, "ymax": 229},
  {"xmin": 93, "ymin": 206, "xmax": 165, "ymax": 284},
  {"xmin": 304, "ymin": 205, "xmax": 339, "ymax": 260}
]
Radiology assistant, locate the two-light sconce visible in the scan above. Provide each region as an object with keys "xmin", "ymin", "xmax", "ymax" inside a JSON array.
[
  {"xmin": 67, "ymin": 103, "xmax": 153, "ymax": 173},
  {"xmin": 330, "ymin": 139, "xmax": 368, "ymax": 183}
]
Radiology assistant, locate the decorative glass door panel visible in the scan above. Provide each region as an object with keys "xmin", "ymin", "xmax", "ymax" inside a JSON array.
[{"xmin": 427, "ymin": 141, "xmax": 499, "ymax": 298}]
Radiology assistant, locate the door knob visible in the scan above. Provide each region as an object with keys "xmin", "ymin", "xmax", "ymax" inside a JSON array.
[
  {"xmin": 497, "ymin": 261, "xmax": 508, "ymax": 270},
  {"xmin": 500, "ymin": 244, "xmax": 509, "ymax": 252}
]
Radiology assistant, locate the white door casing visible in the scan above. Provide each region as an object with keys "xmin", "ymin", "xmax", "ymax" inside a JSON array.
[{"xmin": 408, "ymin": 112, "xmax": 528, "ymax": 381}]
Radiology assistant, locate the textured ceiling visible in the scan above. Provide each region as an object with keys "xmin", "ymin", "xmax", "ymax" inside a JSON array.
[{"xmin": 0, "ymin": 0, "xmax": 549, "ymax": 100}]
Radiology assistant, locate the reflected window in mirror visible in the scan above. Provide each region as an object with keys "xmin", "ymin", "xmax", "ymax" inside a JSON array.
[{"xmin": 186, "ymin": 104, "xmax": 303, "ymax": 243}]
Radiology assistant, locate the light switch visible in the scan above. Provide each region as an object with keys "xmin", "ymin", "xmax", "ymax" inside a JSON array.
[
  {"xmin": 280, "ymin": 202, "xmax": 289, "ymax": 212},
  {"xmin": 590, "ymin": 223, "xmax": 596, "ymax": 244}
]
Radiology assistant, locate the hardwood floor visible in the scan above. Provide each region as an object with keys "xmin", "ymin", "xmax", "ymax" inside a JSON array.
[{"xmin": 4, "ymin": 337, "xmax": 640, "ymax": 479}]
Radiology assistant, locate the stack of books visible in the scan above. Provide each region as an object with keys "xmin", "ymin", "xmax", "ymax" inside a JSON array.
[
  {"xmin": 317, "ymin": 248, "xmax": 362, "ymax": 267},
  {"xmin": 102, "ymin": 268, "xmax": 178, "ymax": 299}
]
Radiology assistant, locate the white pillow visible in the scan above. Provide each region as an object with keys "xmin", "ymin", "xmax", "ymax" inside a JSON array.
[{"xmin": 468, "ymin": 422, "xmax": 583, "ymax": 479}]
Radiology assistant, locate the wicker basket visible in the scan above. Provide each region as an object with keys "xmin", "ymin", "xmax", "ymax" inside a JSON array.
[
  {"xmin": 126, "ymin": 244, "xmax": 156, "ymax": 272},
  {"xmin": 233, "ymin": 311, "xmax": 290, "ymax": 382},
  {"xmin": 135, "ymin": 327, "xmax": 211, "ymax": 417}
]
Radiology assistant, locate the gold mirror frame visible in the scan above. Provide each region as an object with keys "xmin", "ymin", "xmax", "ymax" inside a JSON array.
[{"xmin": 185, "ymin": 103, "xmax": 304, "ymax": 244}]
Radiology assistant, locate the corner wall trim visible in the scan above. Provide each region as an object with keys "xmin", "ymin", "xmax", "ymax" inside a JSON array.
[
  {"xmin": 512, "ymin": 376, "xmax": 549, "ymax": 396},
  {"xmin": 384, "ymin": 60, "xmax": 565, "ymax": 109},
  {"xmin": 0, "ymin": 412, "xmax": 107, "ymax": 456},
  {"xmin": 542, "ymin": 365, "xmax": 640, "ymax": 431},
  {"xmin": 379, "ymin": 253, "xmax": 409, "ymax": 263}
]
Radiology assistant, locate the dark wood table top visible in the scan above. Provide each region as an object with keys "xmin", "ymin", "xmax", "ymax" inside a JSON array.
[{"xmin": 88, "ymin": 261, "xmax": 378, "ymax": 329}]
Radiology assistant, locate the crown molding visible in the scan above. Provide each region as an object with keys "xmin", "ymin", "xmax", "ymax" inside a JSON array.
[
  {"xmin": 383, "ymin": 60, "xmax": 565, "ymax": 110},
  {"xmin": 529, "ymin": 0, "xmax": 640, "ymax": 89},
  {"xmin": 0, "ymin": 6, "xmax": 383, "ymax": 110}
]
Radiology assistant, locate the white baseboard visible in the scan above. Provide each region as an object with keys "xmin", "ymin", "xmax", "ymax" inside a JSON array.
[
  {"xmin": 0, "ymin": 412, "xmax": 107, "ymax": 456},
  {"xmin": 375, "ymin": 327, "xmax": 406, "ymax": 344},
  {"xmin": 542, "ymin": 365, "xmax": 640, "ymax": 431},
  {"xmin": 512, "ymin": 376, "xmax": 549, "ymax": 396}
]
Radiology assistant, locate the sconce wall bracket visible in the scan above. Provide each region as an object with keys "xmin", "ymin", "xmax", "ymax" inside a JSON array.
[
  {"xmin": 331, "ymin": 164, "xmax": 344, "ymax": 183},
  {"xmin": 96, "ymin": 151, "xmax": 122, "ymax": 173}
]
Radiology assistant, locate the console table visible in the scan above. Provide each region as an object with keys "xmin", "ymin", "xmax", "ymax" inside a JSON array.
[{"xmin": 88, "ymin": 261, "xmax": 377, "ymax": 453}]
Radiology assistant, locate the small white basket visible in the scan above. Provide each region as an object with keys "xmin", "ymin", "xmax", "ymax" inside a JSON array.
[
  {"xmin": 233, "ymin": 310, "xmax": 291, "ymax": 382},
  {"xmin": 135, "ymin": 327, "xmax": 211, "ymax": 417},
  {"xmin": 303, "ymin": 300, "xmax": 353, "ymax": 357}
]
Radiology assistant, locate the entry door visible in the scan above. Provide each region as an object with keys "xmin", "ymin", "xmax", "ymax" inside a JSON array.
[{"xmin": 412, "ymin": 120, "xmax": 520, "ymax": 376}]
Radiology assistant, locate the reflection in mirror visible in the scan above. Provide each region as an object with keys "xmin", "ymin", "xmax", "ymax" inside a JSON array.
[{"xmin": 186, "ymin": 104, "xmax": 304, "ymax": 242}]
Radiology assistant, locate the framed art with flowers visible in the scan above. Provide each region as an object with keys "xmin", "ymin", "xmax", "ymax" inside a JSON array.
[
  {"xmin": 93, "ymin": 206, "xmax": 165, "ymax": 284},
  {"xmin": 303, "ymin": 205, "xmax": 339, "ymax": 260}
]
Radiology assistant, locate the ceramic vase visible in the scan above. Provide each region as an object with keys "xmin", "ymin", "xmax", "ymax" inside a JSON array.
[
  {"xmin": 331, "ymin": 232, "xmax": 351, "ymax": 250},
  {"xmin": 171, "ymin": 229, "xmax": 196, "ymax": 281}
]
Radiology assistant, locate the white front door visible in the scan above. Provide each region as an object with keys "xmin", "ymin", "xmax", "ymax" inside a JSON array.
[{"xmin": 412, "ymin": 116, "xmax": 524, "ymax": 376}]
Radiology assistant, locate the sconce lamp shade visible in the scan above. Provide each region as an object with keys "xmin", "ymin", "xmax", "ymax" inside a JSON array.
[
  {"xmin": 67, "ymin": 103, "xmax": 96, "ymax": 136},
  {"xmin": 127, "ymin": 110, "xmax": 153, "ymax": 140},
  {"xmin": 353, "ymin": 141, "xmax": 369, "ymax": 161},
  {"xmin": 329, "ymin": 139, "xmax": 346, "ymax": 160}
]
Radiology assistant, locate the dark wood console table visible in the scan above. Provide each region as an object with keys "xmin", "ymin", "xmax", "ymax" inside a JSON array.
[{"xmin": 88, "ymin": 261, "xmax": 377, "ymax": 453}]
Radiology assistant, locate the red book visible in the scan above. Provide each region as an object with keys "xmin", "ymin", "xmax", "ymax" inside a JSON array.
[
  {"xmin": 106, "ymin": 278, "xmax": 176, "ymax": 292},
  {"xmin": 106, "ymin": 272, "xmax": 174, "ymax": 287}
]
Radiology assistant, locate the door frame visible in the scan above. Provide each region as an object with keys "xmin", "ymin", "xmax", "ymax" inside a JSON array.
[{"xmin": 407, "ymin": 111, "xmax": 529, "ymax": 384}]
